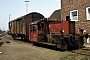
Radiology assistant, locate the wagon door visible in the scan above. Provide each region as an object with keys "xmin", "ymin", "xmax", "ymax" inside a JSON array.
[{"xmin": 29, "ymin": 24, "xmax": 38, "ymax": 42}]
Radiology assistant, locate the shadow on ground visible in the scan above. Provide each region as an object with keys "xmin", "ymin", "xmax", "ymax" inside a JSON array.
[{"xmin": 0, "ymin": 42, "xmax": 4, "ymax": 47}]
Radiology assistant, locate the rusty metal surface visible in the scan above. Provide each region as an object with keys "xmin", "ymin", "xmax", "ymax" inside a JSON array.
[{"xmin": 49, "ymin": 21, "xmax": 75, "ymax": 34}]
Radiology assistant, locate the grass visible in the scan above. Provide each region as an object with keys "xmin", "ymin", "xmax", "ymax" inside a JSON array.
[
  {"xmin": 14, "ymin": 39, "xmax": 30, "ymax": 44},
  {"xmin": 14, "ymin": 40, "xmax": 89, "ymax": 60},
  {"xmin": 24, "ymin": 48, "xmax": 88, "ymax": 60}
]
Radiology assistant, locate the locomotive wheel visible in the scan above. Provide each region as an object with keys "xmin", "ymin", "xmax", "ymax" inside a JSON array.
[
  {"xmin": 79, "ymin": 36, "xmax": 84, "ymax": 48},
  {"xmin": 56, "ymin": 39, "xmax": 65, "ymax": 51}
]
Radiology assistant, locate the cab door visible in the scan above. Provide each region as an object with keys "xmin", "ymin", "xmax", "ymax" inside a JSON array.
[
  {"xmin": 29, "ymin": 24, "xmax": 38, "ymax": 42},
  {"xmin": 38, "ymin": 22, "xmax": 46, "ymax": 42}
]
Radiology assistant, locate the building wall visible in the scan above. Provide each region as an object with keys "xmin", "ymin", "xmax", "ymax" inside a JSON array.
[{"xmin": 61, "ymin": 0, "xmax": 90, "ymax": 33}]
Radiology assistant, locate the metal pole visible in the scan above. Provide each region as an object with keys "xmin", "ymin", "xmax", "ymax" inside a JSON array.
[
  {"xmin": 9, "ymin": 14, "xmax": 11, "ymax": 22},
  {"xmin": 21, "ymin": 17, "xmax": 24, "ymax": 39},
  {"xmin": 25, "ymin": 0, "xmax": 29, "ymax": 13},
  {"xmin": 26, "ymin": 3, "xmax": 28, "ymax": 13}
]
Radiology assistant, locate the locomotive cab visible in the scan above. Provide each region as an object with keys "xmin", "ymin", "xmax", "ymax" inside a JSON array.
[{"xmin": 29, "ymin": 19, "xmax": 46, "ymax": 43}]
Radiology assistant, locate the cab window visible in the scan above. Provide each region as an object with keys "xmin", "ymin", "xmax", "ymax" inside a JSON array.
[
  {"xmin": 30, "ymin": 25, "xmax": 37, "ymax": 32},
  {"xmin": 38, "ymin": 23, "xmax": 44, "ymax": 30}
]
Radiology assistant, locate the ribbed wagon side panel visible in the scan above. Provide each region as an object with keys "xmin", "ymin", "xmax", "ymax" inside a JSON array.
[
  {"xmin": 11, "ymin": 21, "xmax": 15, "ymax": 34},
  {"xmin": 23, "ymin": 20, "xmax": 26, "ymax": 35},
  {"xmin": 14, "ymin": 21, "xmax": 17, "ymax": 34},
  {"xmin": 15, "ymin": 20, "xmax": 23, "ymax": 34},
  {"xmin": 19, "ymin": 20, "xmax": 22, "ymax": 34},
  {"xmin": 16, "ymin": 21, "xmax": 20, "ymax": 34},
  {"xmin": 8, "ymin": 22, "xmax": 11, "ymax": 34},
  {"xmin": 25, "ymin": 15, "xmax": 32, "ymax": 36},
  {"xmin": 15, "ymin": 21, "xmax": 17, "ymax": 34},
  {"xmin": 10, "ymin": 22, "xmax": 12, "ymax": 34}
]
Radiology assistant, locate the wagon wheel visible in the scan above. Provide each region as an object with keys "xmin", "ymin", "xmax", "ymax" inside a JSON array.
[
  {"xmin": 56, "ymin": 39, "xmax": 65, "ymax": 51},
  {"xmin": 12, "ymin": 35, "xmax": 16, "ymax": 40}
]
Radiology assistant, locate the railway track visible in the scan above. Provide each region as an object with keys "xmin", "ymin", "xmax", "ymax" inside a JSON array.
[{"xmin": 71, "ymin": 47, "xmax": 90, "ymax": 57}]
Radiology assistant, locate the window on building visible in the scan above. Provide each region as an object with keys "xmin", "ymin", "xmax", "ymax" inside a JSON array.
[
  {"xmin": 86, "ymin": 7, "xmax": 90, "ymax": 20},
  {"xmin": 70, "ymin": 10, "xmax": 78, "ymax": 21}
]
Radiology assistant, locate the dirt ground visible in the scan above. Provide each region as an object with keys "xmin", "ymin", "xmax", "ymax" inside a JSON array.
[{"xmin": 0, "ymin": 35, "xmax": 90, "ymax": 60}]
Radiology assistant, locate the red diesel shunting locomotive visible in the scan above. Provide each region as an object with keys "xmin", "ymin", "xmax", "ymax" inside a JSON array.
[{"xmin": 29, "ymin": 18, "xmax": 88, "ymax": 50}]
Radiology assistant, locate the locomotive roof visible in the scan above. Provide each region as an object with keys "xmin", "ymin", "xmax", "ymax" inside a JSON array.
[
  {"xmin": 29, "ymin": 18, "xmax": 46, "ymax": 25},
  {"xmin": 29, "ymin": 18, "xmax": 60, "ymax": 25}
]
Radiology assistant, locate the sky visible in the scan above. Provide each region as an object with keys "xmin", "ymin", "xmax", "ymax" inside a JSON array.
[{"xmin": 0, "ymin": 0, "xmax": 61, "ymax": 30}]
